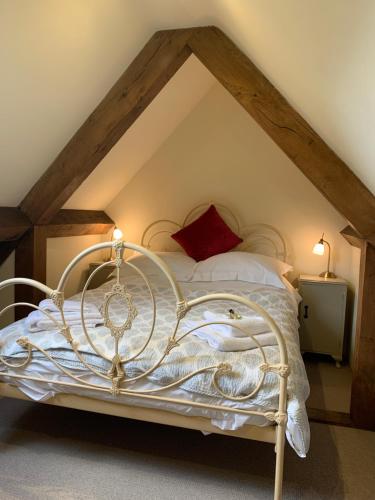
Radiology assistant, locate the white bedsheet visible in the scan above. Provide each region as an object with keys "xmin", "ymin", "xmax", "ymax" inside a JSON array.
[{"xmin": 0, "ymin": 278, "xmax": 309, "ymax": 457}]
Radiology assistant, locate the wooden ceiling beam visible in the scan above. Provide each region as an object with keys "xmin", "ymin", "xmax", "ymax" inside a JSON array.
[
  {"xmin": 3, "ymin": 25, "xmax": 374, "ymax": 430},
  {"xmin": 11, "ymin": 210, "xmax": 113, "ymax": 319},
  {"xmin": 341, "ymin": 225, "xmax": 375, "ymax": 248},
  {"xmin": 46, "ymin": 209, "xmax": 114, "ymax": 237},
  {"xmin": 0, "ymin": 210, "xmax": 114, "ymax": 268},
  {"xmin": 18, "ymin": 26, "xmax": 375, "ymax": 235},
  {"xmin": 188, "ymin": 27, "xmax": 375, "ymax": 236},
  {"xmin": 341, "ymin": 225, "xmax": 363, "ymax": 248},
  {"xmin": 0, "ymin": 207, "xmax": 31, "ymax": 242},
  {"xmin": 19, "ymin": 29, "xmax": 194, "ymax": 224}
]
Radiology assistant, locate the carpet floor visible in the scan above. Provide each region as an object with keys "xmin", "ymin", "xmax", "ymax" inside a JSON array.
[
  {"xmin": 0, "ymin": 398, "xmax": 374, "ymax": 499},
  {"xmin": 304, "ymin": 354, "xmax": 352, "ymax": 413}
]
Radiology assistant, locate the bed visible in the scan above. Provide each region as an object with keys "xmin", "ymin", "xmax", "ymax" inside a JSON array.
[{"xmin": 0, "ymin": 204, "xmax": 309, "ymax": 500}]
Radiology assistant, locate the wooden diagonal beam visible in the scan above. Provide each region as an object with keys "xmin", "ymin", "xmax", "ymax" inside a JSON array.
[
  {"xmin": 20, "ymin": 29, "xmax": 194, "ymax": 224},
  {"xmin": 188, "ymin": 27, "xmax": 375, "ymax": 236},
  {"xmin": 0, "ymin": 207, "xmax": 31, "ymax": 241},
  {"xmin": 18, "ymin": 26, "xmax": 375, "ymax": 235},
  {"xmin": 10, "ymin": 25, "xmax": 375, "ymax": 427}
]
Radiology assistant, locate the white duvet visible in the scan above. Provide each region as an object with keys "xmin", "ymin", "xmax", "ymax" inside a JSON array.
[{"xmin": 0, "ymin": 276, "xmax": 310, "ymax": 457}]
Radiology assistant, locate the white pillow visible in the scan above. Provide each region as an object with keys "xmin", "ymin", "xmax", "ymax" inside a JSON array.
[
  {"xmin": 122, "ymin": 251, "xmax": 195, "ymax": 282},
  {"xmin": 191, "ymin": 251, "xmax": 293, "ymax": 289}
]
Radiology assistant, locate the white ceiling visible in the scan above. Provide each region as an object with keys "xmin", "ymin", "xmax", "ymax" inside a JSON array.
[{"xmin": 1, "ymin": 0, "xmax": 374, "ymax": 208}]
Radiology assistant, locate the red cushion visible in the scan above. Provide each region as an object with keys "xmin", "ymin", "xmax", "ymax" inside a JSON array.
[{"xmin": 171, "ymin": 205, "xmax": 243, "ymax": 261}]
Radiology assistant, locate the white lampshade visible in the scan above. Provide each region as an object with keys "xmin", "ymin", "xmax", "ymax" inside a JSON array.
[
  {"xmin": 113, "ymin": 228, "xmax": 123, "ymax": 240},
  {"xmin": 313, "ymin": 242, "xmax": 325, "ymax": 255}
]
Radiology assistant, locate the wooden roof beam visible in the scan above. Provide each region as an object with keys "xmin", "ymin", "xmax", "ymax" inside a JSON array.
[
  {"xmin": 0, "ymin": 207, "xmax": 31, "ymax": 242},
  {"xmin": 46, "ymin": 209, "xmax": 114, "ymax": 237},
  {"xmin": 188, "ymin": 27, "xmax": 375, "ymax": 237},
  {"xmin": 341, "ymin": 225, "xmax": 375, "ymax": 248},
  {"xmin": 20, "ymin": 29, "xmax": 194, "ymax": 224},
  {"xmin": 0, "ymin": 209, "xmax": 114, "ymax": 268},
  {"xmin": 18, "ymin": 26, "xmax": 375, "ymax": 236}
]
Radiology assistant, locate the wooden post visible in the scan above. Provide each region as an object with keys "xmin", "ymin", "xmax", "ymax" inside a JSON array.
[
  {"xmin": 350, "ymin": 241, "xmax": 375, "ymax": 429},
  {"xmin": 14, "ymin": 226, "xmax": 47, "ymax": 320}
]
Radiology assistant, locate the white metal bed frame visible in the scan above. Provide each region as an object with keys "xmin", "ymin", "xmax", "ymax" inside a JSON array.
[{"xmin": 0, "ymin": 204, "xmax": 291, "ymax": 499}]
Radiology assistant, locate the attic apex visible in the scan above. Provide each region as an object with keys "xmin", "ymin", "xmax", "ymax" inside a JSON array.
[{"xmin": 17, "ymin": 26, "xmax": 375, "ymax": 236}]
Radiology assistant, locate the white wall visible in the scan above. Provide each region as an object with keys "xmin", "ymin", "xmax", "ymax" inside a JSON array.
[
  {"xmin": 46, "ymin": 235, "xmax": 107, "ymax": 299},
  {"xmin": 108, "ymin": 83, "xmax": 354, "ymax": 279},
  {"xmin": 107, "ymin": 82, "xmax": 359, "ymax": 360},
  {"xmin": 0, "ymin": 235, "xmax": 106, "ymax": 328}
]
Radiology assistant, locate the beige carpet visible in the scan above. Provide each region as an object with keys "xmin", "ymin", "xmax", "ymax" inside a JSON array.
[
  {"xmin": 304, "ymin": 355, "xmax": 352, "ymax": 413},
  {"xmin": 0, "ymin": 398, "xmax": 374, "ymax": 499}
]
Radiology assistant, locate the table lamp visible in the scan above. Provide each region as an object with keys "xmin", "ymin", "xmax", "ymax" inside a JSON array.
[{"xmin": 312, "ymin": 233, "xmax": 336, "ymax": 278}]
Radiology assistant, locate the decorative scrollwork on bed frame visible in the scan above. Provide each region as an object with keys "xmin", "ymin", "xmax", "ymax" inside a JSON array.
[
  {"xmin": 141, "ymin": 202, "xmax": 288, "ymax": 262},
  {"xmin": 0, "ymin": 239, "xmax": 289, "ymax": 424},
  {"xmin": 0, "ymin": 234, "xmax": 290, "ymax": 500},
  {"xmin": 0, "ymin": 202, "xmax": 292, "ymax": 500}
]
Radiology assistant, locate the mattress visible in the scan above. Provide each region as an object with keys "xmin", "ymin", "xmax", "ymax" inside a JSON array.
[{"xmin": 0, "ymin": 276, "xmax": 310, "ymax": 457}]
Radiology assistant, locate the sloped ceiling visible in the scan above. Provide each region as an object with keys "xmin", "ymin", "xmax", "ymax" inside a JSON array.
[
  {"xmin": 1, "ymin": 0, "xmax": 374, "ymax": 207},
  {"xmin": 65, "ymin": 55, "xmax": 216, "ymax": 209}
]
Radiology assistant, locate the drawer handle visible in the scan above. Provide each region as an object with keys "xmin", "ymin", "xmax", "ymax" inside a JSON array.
[{"xmin": 303, "ymin": 305, "xmax": 309, "ymax": 319}]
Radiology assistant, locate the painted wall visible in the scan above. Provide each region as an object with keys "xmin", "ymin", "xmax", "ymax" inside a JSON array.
[
  {"xmin": 107, "ymin": 82, "xmax": 359, "ymax": 361},
  {"xmin": 46, "ymin": 235, "xmax": 107, "ymax": 299},
  {"xmin": 0, "ymin": 235, "xmax": 106, "ymax": 327}
]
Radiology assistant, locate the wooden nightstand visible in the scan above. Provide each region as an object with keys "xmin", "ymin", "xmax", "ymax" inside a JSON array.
[
  {"xmin": 86, "ymin": 261, "xmax": 115, "ymax": 290},
  {"xmin": 298, "ymin": 274, "xmax": 348, "ymax": 367}
]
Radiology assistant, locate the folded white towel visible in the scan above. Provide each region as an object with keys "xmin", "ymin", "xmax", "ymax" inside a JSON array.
[
  {"xmin": 26, "ymin": 300, "xmax": 103, "ymax": 332},
  {"xmin": 38, "ymin": 299, "xmax": 98, "ymax": 314},
  {"xmin": 184, "ymin": 313, "xmax": 277, "ymax": 352},
  {"xmin": 202, "ymin": 311, "xmax": 270, "ymax": 338}
]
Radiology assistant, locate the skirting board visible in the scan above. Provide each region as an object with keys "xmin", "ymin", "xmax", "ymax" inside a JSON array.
[
  {"xmin": 0, "ymin": 383, "xmax": 276, "ymax": 444},
  {"xmin": 307, "ymin": 407, "xmax": 353, "ymax": 427}
]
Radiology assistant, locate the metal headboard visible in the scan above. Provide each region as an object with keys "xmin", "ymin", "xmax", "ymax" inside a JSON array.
[{"xmin": 141, "ymin": 203, "xmax": 287, "ymax": 262}]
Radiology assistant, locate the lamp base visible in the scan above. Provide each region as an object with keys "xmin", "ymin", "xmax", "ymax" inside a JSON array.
[{"xmin": 319, "ymin": 271, "xmax": 337, "ymax": 279}]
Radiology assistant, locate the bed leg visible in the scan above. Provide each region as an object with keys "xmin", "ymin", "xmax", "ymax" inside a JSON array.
[{"xmin": 274, "ymin": 423, "xmax": 286, "ymax": 500}]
